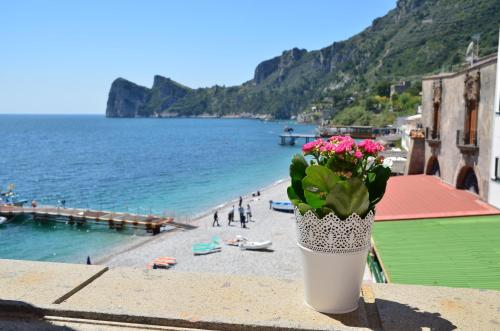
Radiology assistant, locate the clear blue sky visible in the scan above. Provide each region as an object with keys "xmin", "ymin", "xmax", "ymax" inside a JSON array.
[{"xmin": 0, "ymin": 0, "xmax": 396, "ymax": 114}]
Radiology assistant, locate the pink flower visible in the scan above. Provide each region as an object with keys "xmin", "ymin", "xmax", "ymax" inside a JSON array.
[
  {"xmin": 320, "ymin": 142, "xmax": 335, "ymax": 153},
  {"xmin": 302, "ymin": 139, "xmax": 323, "ymax": 154},
  {"xmin": 358, "ymin": 139, "xmax": 384, "ymax": 155},
  {"xmin": 354, "ymin": 150, "xmax": 363, "ymax": 159},
  {"xmin": 328, "ymin": 136, "xmax": 355, "ymax": 154},
  {"xmin": 328, "ymin": 135, "xmax": 342, "ymax": 143}
]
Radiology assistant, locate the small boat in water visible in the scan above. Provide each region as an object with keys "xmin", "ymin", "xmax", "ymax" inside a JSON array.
[
  {"xmin": 271, "ymin": 201, "xmax": 294, "ymax": 213},
  {"xmin": 1, "ymin": 184, "xmax": 27, "ymax": 207},
  {"xmin": 0, "ymin": 216, "xmax": 8, "ymax": 225}
]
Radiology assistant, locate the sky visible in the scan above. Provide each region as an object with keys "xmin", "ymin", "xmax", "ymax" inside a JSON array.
[{"xmin": 0, "ymin": 0, "xmax": 396, "ymax": 114}]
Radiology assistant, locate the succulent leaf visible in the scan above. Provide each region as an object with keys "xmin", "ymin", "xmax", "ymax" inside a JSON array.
[
  {"xmin": 325, "ymin": 177, "xmax": 369, "ymax": 219},
  {"xmin": 298, "ymin": 203, "xmax": 313, "ymax": 215},
  {"xmin": 290, "ymin": 154, "xmax": 308, "ymax": 181},
  {"xmin": 302, "ymin": 165, "xmax": 341, "ymax": 208},
  {"xmin": 287, "ymin": 186, "xmax": 303, "ymax": 206},
  {"xmin": 365, "ymin": 164, "xmax": 391, "ymax": 209}
]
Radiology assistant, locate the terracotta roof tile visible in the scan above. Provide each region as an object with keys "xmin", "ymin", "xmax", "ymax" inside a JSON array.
[{"xmin": 375, "ymin": 175, "xmax": 500, "ymax": 221}]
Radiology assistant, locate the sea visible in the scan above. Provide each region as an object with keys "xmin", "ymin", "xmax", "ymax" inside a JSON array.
[{"xmin": 0, "ymin": 115, "xmax": 314, "ymax": 263}]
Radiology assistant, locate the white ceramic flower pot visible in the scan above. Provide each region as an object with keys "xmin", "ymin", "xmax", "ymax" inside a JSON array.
[{"xmin": 295, "ymin": 209, "xmax": 374, "ymax": 314}]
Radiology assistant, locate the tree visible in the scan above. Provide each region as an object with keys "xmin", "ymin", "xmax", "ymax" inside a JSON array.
[{"xmin": 375, "ymin": 81, "xmax": 391, "ymax": 98}]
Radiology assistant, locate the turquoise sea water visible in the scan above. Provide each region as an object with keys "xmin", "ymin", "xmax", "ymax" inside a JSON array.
[{"xmin": 0, "ymin": 115, "xmax": 314, "ymax": 263}]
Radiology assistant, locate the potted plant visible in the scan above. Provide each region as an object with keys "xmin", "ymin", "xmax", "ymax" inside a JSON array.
[{"xmin": 287, "ymin": 136, "xmax": 391, "ymax": 314}]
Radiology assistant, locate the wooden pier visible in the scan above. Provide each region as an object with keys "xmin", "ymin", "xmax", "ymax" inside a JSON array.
[
  {"xmin": 0, "ymin": 205, "xmax": 195, "ymax": 235},
  {"xmin": 279, "ymin": 133, "xmax": 319, "ymax": 145}
]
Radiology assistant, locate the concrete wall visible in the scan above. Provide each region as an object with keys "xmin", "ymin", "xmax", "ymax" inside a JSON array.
[
  {"xmin": 406, "ymin": 138, "xmax": 425, "ymax": 175},
  {"xmin": 488, "ymin": 34, "xmax": 500, "ymax": 208},
  {"xmin": 421, "ymin": 56, "xmax": 497, "ymax": 201}
]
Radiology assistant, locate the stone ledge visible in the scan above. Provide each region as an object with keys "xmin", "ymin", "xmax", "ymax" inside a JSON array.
[
  {"xmin": 1, "ymin": 259, "xmax": 499, "ymax": 330},
  {"xmin": 56, "ymin": 268, "xmax": 374, "ymax": 330},
  {"xmin": 371, "ymin": 283, "xmax": 500, "ymax": 331},
  {"xmin": 0, "ymin": 259, "xmax": 107, "ymax": 306}
]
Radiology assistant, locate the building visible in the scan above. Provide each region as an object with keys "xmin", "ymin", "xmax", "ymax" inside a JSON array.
[
  {"xmin": 389, "ymin": 81, "xmax": 410, "ymax": 98},
  {"xmin": 488, "ymin": 31, "xmax": 500, "ymax": 208},
  {"xmin": 418, "ymin": 53, "xmax": 498, "ymax": 202},
  {"xmin": 397, "ymin": 114, "xmax": 422, "ymax": 151}
]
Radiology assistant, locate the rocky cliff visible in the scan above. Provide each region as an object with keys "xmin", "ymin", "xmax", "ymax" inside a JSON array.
[
  {"xmin": 106, "ymin": 78, "xmax": 149, "ymax": 118},
  {"xmin": 106, "ymin": 0, "xmax": 499, "ymax": 118}
]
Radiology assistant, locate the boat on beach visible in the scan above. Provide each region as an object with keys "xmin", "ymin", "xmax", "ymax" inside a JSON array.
[
  {"xmin": 271, "ymin": 201, "xmax": 294, "ymax": 213},
  {"xmin": 240, "ymin": 240, "xmax": 272, "ymax": 251}
]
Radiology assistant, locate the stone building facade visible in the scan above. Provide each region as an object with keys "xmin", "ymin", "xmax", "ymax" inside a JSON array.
[
  {"xmin": 488, "ymin": 35, "xmax": 500, "ymax": 208},
  {"xmin": 419, "ymin": 54, "xmax": 497, "ymax": 201}
]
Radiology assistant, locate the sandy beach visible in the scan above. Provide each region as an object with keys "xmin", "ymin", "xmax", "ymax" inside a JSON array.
[{"xmin": 97, "ymin": 179, "xmax": 304, "ymax": 279}]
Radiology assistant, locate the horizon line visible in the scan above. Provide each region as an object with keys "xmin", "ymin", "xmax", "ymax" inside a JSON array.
[{"xmin": 0, "ymin": 113, "xmax": 105, "ymax": 116}]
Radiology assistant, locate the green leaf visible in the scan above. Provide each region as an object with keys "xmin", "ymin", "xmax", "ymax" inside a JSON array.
[
  {"xmin": 302, "ymin": 165, "xmax": 341, "ymax": 209},
  {"xmin": 289, "ymin": 154, "xmax": 308, "ymax": 203},
  {"xmin": 302, "ymin": 165, "xmax": 340, "ymax": 194},
  {"xmin": 292, "ymin": 179, "xmax": 306, "ymax": 202},
  {"xmin": 290, "ymin": 154, "xmax": 308, "ymax": 181},
  {"xmin": 298, "ymin": 203, "xmax": 313, "ymax": 215},
  {"xmin": 365, "ymin": 165, "xmax": 391, "ymax": 209},
  {"xmin": 325, "ymin": 177, "xmax": 369, "ymax": 219},
  {"xmin": 304, "ymin": 190, "xmax": 326, "ymax": 208},
  {"xmin": 316, "ymin": 206, "xmax": 334, "ymax": 218},
  {"xmin": 287, "ymin": 186, "xmax": 303, "ymax": 206},
  {"xmin": 287, "ymin": 185, "xmax": 298, "ymax": 200}
]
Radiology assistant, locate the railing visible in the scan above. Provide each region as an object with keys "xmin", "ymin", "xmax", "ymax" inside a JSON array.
[
  {"xmin": 456, "ymin": 129, "xmax": 478, "ymax": 151},
  {"xmin": 425, "ymin": 127, "xmax": 440, "ymax": 143}
]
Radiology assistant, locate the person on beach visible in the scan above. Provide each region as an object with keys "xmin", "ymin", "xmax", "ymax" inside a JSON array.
[
  {"xmin": 246, "ymin": 204, "xmax": 252, "ymax": 222},
  {"xmin": 269, "ymin": 200, "xmax": 273, "ymax": 210},
  {"xmin": 228, "ymin": 206, "xmax": 234, "ymax": 225},
  {"xmin": 31, "ymin": 200, "xmax": 37, "ymax": 208},
  {"xmin": 212, "ymin": 210, "xmax": 220, "ymax": 227},
  {"xmin": 239, "ymin": 196, "xmax": 243, "ymax": 207},
  {"xmin": 239, "ymin": 205, "xmax": 246, "ymax": 228}
]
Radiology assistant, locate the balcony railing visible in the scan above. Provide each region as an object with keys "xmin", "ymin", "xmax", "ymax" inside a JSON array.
[
  {"xmin": 456, "ymin": 129, "xmax": 479, "ymax": 153},
  {"xmin": 425, "ymin": 127, "xmax": 440, "ymax": 145}
]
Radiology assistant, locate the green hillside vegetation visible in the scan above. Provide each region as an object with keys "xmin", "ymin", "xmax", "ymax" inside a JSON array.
[
  {"xmin": 106, "ymin": 0, "xmax": 499, "ymax": 124},
  {"xmin": 333, "ymin": 87, "xmax": 422, "ymax": 126}
]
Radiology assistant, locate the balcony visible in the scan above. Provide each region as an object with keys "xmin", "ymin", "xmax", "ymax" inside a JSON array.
[
  {"xmin": 425, "ymin": 127, "xmax": 441, "ymax": 146},
  {"xmin": 456, "ymin": 129, "xmax": 479, "ymax": 153}
]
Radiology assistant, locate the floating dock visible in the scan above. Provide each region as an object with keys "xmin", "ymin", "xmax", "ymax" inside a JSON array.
[{"xmin": 0, "ymin": 205, "xmax": 195, "ymax": 235}]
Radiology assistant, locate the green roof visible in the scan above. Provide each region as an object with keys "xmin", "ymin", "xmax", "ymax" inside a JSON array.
[{"xmin": 372, "ymin": 215, "xmax": 500, "ymax": 290}]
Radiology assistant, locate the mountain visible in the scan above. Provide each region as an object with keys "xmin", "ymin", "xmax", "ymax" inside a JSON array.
[{"xmin": 106, "ymin": 0, "xmax": 499, "ymax": 119}]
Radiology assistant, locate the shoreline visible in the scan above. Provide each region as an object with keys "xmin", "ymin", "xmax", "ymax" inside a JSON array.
[
  {"xmin": 94, "ymin": 177, "xmax": 290, "ymax": 266},
  {"xmin": 95, "ymin": 177, "xmax": 303, "ymax": 279}
]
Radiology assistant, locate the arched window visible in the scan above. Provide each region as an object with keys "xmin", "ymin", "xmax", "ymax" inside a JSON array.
[
  {"xmin": 425, "ymin": 156, "xmax": 440, "ymax": 177},
  {"xmin": 456, "ymin": 166, "xmax": 479, "ymax": 194}
]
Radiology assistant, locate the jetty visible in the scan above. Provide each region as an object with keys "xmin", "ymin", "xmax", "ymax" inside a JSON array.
[
  {"xmin": 279, "ymin": 133, "xmax": 319, "ymax": 145},
  {"xmin": 0, "ymin": 205, "xmax": 195, "ymax": 235}
]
